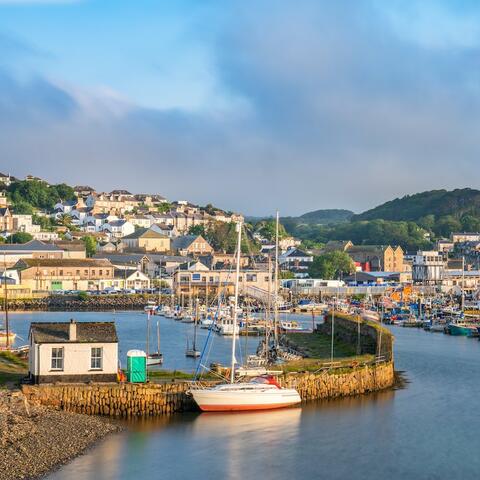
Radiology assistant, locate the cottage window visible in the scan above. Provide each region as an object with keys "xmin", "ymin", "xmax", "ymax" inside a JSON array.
[
  {"xmin": 51, "ymin": 347, "xmax": 64, "ymax": 370},
  {"xmin": 92, "ymin": 270, "xmax": 96, "ymax": 276},
  {"xmin": 76, "ymin": 270, "xmax": 80, "ymax": 275},
  {"xmin": 91, "ymin": 347, "xmax": 103, "ymax": 370},
  {"xmin": 59, "ymin": 270, "xmax": 63, "ymax": 276},
  {"xmin": 84, "ymin": 269, "xmax": 88, "ymax": 275},
  {"xmin": 105, "ymin": 270, "xmax": 109, "ymax": 275},
  {"xmin": 99, "ymin": 270, "xmax": 103, "ymax": 276}
]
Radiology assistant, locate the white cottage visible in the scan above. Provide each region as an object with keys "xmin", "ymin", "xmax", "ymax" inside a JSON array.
[{"xmin": 28, "ymin": 320, "xmax": 118, "ymax": 384}]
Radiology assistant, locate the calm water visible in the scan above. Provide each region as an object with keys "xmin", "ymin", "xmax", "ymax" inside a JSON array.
[{"xmin": 10, "ymin": 312, "xmax": 480, "ymax": 479}]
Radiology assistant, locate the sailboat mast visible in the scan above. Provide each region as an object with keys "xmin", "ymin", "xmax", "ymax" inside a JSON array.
[
  {"xmin": 274, "ymin": 210, "xmax": 280, "ymax": 348},
  {"xmin": 194, "ymin": 298, "xmax": 198, "ymax": 350},
  {"xmin": 3, "ymin": 253, "xmax": 9, "ymax": 350},
  {"xmin": 230, "ymin": 221, "xmax": 242, "ymax": 384}
]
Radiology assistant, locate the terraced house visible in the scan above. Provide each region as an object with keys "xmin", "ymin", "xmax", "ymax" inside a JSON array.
[{"xmin": 14, "ymin": 258, "xmax": 115, "ymax": 291}]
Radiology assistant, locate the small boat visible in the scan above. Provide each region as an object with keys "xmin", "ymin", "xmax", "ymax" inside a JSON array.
[
  {"xmin": 146, "ymin": 315, "xmax": 163, "ymax": 365},
  {"xmin": 448, "ymin": 323, "xmax": 476, "ymax": 336},
  {"xmin": 144, "ymin": 301, "xmax": 157, "ymax": 314},
  {"xmin": 189, "ymin": 375, "xmax": 301, "ymax": 411},
  {"xmin": 181, "ymin": 314, "xmax": 195, "ymax": 324},
  {"xmin": 186, "ymin": 303, "xmax": 201, "ymax": 357},
  {"xmin": 200, "ymin": 318, "xmax": 214, "ymax": 329},
  {"xmin": 361, "ymin": 309, "xmax": 381, "ymax": 322},
  {"xmin": 280, "ymin": 320, "xmax": 307, "ymax": 333},
  {"xmin": 0, "ymin": 330, "xmax": 16, "ymax": 345}
]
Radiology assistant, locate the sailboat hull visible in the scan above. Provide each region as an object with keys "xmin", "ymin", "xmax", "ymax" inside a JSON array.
[{"xmin": 190, "ymin": 387, "xmax": 301, "ymax": 412}]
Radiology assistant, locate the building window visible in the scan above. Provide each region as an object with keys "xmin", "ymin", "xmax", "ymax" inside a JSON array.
[
  {"xmin": 91, "ymin": 347, "xmax": 103, "ymax": 370},
  {"xmin": 51, "ymin": 347, "xmax": 64, "ymax": 370},
  {"xmin": 76, "ymin": 270, "xmax": 80, "ymax": 275},
  {"xmin": 99, "ymin": 269, "xmax": 103, "ymax": 276}
]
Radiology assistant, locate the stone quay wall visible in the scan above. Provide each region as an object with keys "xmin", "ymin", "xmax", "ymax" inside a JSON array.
[
  {"xmin": 22, "ymin": 361, "xmax": 394, "ymax": 418},
  {"xmin": 318, "ymin": 312, "xmax": 394, "ymax": 362}
]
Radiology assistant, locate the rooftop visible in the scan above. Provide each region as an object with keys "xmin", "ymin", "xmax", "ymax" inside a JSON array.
[{"xmin": 30, "ymin": 321, "xmax": 118, "ymax": 343}]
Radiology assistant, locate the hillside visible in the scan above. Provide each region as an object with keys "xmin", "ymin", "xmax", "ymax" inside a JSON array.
[
  {"xmin": 354, "ymin": 189, "xmax": 480, "ymax": 222},
  {"xmin": 297, "ymin": 209, "xmax": 354, "ymax": 224}
]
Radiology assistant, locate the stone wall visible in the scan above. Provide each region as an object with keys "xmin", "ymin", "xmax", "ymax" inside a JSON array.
[
  {"xmin": 318, "ymin": 312, "xmax": 394, "ymax": 362},
  {"xmin": 22, "ymin": 362, "xmax": 395, "ymax": 417}
]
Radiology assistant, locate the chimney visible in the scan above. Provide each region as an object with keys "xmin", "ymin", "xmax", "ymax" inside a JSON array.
[{"xmin": 69, "ymin": 319, "xmax": 77, "ymax": 341}]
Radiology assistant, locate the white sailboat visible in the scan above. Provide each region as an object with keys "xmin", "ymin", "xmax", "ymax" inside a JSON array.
[
  {"xmin": 189, "ymin": 220, "xmax": 301, "ymax": 412},
  {"xmin": 146, "ymin": 312, "xmax": 163, "ymax": 366},
  {"xmin": 186, "ymin": 300, "xmax": 201, "ymax": 357}
]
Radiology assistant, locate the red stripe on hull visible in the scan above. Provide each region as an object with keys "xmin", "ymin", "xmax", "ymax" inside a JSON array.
[{"xmin": 198, "ymin": 402, "xmax": 299, "ymax": 412}]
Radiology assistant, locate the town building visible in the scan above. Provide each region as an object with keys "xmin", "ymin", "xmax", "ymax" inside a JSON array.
[
  {"xmin": 412, "ymin": 251, "xmax": 445, "ymax": 284},
  {"xmin": 452, "ymin": 232, "xmax": 480, "ymax": 243},
  {"xmin": 173, "ymin": 261, "xmax": 271, "ymax": 297},
  {"xmin": 28, "ymin": 320, "xmax": 118, "ymax": 383},
  {"xmin": 171, "ymin": 235, "xmax": 214, "ymax": 257},
  {"xmin": 112, "ymin": 269, "xmax": 151, "ymax": 290},
  {"xmin": 0, "ymin": 207, "xmax": 13, "ymax": 232},
  {"xmin": 121, "ymin": 228, "xmax": 170, "ymax": 252},
  {"xmin": 0, "ymin": 240, "xmax": 64, "ymax": 267},
  {"xmin": 346, "ymin": 245, "xmax": 404, "ymax": 272},
  {"xmin": 279, "ymin": 248, "xmax": 314, "ymax": 278},
  {"xmin": 101, "ymin": 219, "xmax": 135, "ymax": 239},
  {"xmin": 14, "ymin": 258, "xmax": 114, "ymax": 291}
]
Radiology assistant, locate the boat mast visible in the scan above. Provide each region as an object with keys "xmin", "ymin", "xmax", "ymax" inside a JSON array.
[
  {"xmin": 273, "ymin": 210, "xmax": 280, "ymax": 349},
  {"xmin": 230, "ymin": 221, "xmax": 242, "ymax": 384},
  {"xmin": 461, "ymin": 256, "xmax": 465, "ymax": 313},
  {"xmin": 194, "ymin": 298, "xmax": 198, "ymax": 351},
  {"xmin": 3, "ymin": 253, "xmax": 9, "ymax": 349}
]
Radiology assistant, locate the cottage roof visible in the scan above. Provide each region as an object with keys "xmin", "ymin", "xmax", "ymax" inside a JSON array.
[
  {"xmin": 94, "ymin": 253, "xmax": 148, "ymax": 265},
  {"xmin": 0, "ymin": 240, "xmax": 61, "ymax": 252},
  {"xmin": 122, "ymin": 227, "xmax": 167, "ymax": 240},
  {"xmin": 52, "ymin": 241, "xmax": 86, "ymax": 252},
  {"xmin": 15, "ymin": 258, "xmax": 112, "ymax": 268},
  {"xmin": 30, "ymin": 321, "xmax": 118, "ymax": 343}
]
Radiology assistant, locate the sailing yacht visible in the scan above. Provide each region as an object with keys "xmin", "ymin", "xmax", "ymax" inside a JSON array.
[{"xmin": 189, "ymin": 220, "xmax": 301, "ymax": 412}]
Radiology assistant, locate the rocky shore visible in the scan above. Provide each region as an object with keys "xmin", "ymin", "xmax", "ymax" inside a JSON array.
[{"xmin": 0, "ymin": 389, "xmax": 122, "ymax": 480}]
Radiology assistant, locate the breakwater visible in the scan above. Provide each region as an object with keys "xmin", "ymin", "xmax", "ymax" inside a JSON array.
[
  {"xmin": 0, "ymin": 294, "xmax": 169, "ymax": 311},
  {"xmin": 22, "ymin": 360, "xmax": 394, "ymax": 418},
  {"xmin": 318, "ymin": 311, "xmax": 394, "ymax": 361}
]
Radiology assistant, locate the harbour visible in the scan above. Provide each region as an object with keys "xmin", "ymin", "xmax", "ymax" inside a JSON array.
[{"xmin": 43, "ymin": 322, "xmax": 480, "ymax": 480}]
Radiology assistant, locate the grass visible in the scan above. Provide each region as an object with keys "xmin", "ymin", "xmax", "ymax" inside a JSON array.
[
  {"xmin": 0, "ymin": 351, "xmax": 28, "ymax": 387},
  {"xmin": 287, "ymin": 332, "xmax": 358, "ymax": 358}
]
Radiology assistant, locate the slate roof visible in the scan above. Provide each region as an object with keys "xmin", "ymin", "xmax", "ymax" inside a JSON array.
[
  {"xmin": 94, "ymin": 253, "xmax": 148, "ymax": 265},
  {"xmin": 30, "ymin": 321, "xmax": 118, "ymax": 343},
  {"xmin": 16, "ymin": 258, "xmax": 112, "ymax": 268},
  {"xmin": 122, "ymin": 227, "xmax": 167, "ymax": 240},
  {"xmin": 0, "ymin": 240, "xmax": 61, "ymax": 252}
]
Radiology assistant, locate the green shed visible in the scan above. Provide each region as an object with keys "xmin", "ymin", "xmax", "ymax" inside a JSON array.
[{"xmin": 126, "ymin": 350, "xmax": 147, "ymax": 383}]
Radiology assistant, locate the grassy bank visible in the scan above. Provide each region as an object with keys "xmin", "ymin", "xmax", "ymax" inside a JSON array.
[{"xmin": 0, "ymin": 351, "xmax": 27, "ymax": 388}]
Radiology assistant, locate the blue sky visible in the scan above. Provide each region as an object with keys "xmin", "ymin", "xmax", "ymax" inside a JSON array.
[{"xmin": 1, "ymin": 0, "xmax": 480, "ymax": 215}]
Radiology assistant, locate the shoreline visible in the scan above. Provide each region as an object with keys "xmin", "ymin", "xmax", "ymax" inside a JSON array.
[{"xmin": 0, "ymin": 389, "xmax": 123, "ymax": 480}]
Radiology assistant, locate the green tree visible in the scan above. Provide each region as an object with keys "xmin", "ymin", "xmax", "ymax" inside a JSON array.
[
  {"xmin": 56, "ymin": 213, "xmax": 73, "ymax": 228},
  {"xmin": 255, "ymin": 219, "xmax": 288, "ymax": 241},
  {"xmin": 460, "ymin": 215, "xmax": 480, "ymax": 232},
  {"xmin": 157, "ymin": 202, "xmax": 171, "ymax": 213},
  {"xmin": 10, "ymin": 232, "xmax": 33, "ymax": 244},
  {"xmin": 308, "ymin": 251, "xmax": 354, "ymax": 279},
  {"xmin": 188, "ymin": 225, "xmax": 206, "ymax": 236},
  {"xmin": 82, "ymin": 235, "xmax": 97, "ymax": 257}
]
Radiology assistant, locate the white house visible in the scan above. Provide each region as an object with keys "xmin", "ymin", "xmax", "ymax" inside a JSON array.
[
  {"xmin": 28, "ymin": 320, "xmax": 118, "ymax": 384},
  {"xmin": 112, "ymin": 269, "xmax": 151, "ymax": 290},
  {"xmin": 101, "ymin": 219, "xmax": 135, "ymax": 239}
]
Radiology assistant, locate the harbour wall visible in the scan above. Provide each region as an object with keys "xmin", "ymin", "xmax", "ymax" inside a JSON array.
[
  {"xmin": 318, "ymin": 312, "xmax": 394, "ymax": 362},
  {"xmin": 21, "ymin": 362, "xmax": 395, "ymax": 417}
]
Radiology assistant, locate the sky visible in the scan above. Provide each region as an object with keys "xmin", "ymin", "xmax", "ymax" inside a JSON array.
[{"xmin": 1, "ymin": 0, "xmax": 480, "ymax": 216}]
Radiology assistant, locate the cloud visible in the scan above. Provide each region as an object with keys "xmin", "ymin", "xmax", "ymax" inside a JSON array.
[{"xmin": 1, "ymin": 0, "xmax": 480, "ymax": 215}]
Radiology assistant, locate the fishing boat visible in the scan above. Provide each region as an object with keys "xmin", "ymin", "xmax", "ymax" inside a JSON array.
[
  {"xmin": 189, "ymin": 220, "xmax": 301, "ymax": 412},
  {"xmin": 280, "ymin": 320, "xmax": 307, "ymax": 333},
  {"xmin": 361, "ymin": 309, "xmax": 381, "ymax": 322},
  {"xmin": 447, "ymin": 323, "xmax": 476, "ymax": 336},
  {"xmin": 144, "ymin": 300, "xmax": 157, "ymax": 314}
]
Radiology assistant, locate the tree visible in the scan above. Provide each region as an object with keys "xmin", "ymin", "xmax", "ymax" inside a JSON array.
[
  {"xmin": 188, "ymin": 225, "xmax": 206, "ymax": 236},
  {"xmin": 56, "ymin": 214, "xmax": 73, "ymax": 228},
  {"xmin": 279, "ymin": 270, "xmax": 295, "ymax": 279},
  {"xmin": 10, "ymin": 232, "xmax": 33, "ymax": 244},
  {"xmin": 157, "ymin": 202, "xmax": 171, "ymax": 213},
  {"xmin": 82, "ymin": 235, "xmax": 97, "ymax": 257},
  {"xmin": 255, "ymin": 219, "xmax": 288, "ymax": 241},
  {"xmin": 308, "ymin": 251, "xmax": 354, "ymax": 279}
]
